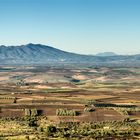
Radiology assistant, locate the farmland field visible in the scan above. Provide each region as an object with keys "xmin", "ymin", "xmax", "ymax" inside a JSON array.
[{"xmin": 0, "ymin": 65, "xmax": 140, "ymax": 139}]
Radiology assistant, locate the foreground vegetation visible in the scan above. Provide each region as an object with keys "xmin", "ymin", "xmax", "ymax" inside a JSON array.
[{"xmin": 0, "ymin": 117, "xmax": 140, "ymax": 140}]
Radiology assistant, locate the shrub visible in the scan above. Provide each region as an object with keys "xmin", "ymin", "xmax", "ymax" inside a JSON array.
[
  {"xmin": 25, "ymin": 109, "xmax": 31, "ymax": 116},
  {"xmin": 46, "ymin": 125, "xmax": 56, "ymax": 136},
  {"xmin": 56, "ymin": 109, "xmax": 77, "ymax": 116},
  {"xmin": 25, "ymin": 116, "xmax": 37, "ymax": 127},
  {"xmin": 84, "ymin": 107, "xmax": 95, "ymax": 112},
  {"xmin": 24, "ymin": 108, "xmax": 38, "ymax": 127},
  {"xmin": 25, "ymin": 108, "xmax": 38, "ymax": 117},
  {"xmin": 31, "ymin": 108, "xmax": 38, "ymax": 117}
]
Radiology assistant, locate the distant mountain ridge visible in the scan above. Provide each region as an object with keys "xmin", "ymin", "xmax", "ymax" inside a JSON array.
[
  {"xmin": 96, "ymin": 52, "xmax": 117, "ymax": 56},
  {"xmin": 0, "ymin": 43, "xmax": 140, "ymax": 66}
]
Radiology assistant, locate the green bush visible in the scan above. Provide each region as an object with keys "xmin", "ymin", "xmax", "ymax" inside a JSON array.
[{"xmin": 46, "ymin": 125, "xmax": 56, "ymax": 136}]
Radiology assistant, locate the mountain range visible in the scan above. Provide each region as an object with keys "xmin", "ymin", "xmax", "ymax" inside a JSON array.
[
  {"xmin": 0, "ymin": 43, "xmax": 140, "ymax": 66},
  {"xmin": 96, "ymin": 52, "xmax": 117, "ymax": 57}
]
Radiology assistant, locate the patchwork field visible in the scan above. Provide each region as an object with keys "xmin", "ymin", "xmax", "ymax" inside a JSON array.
[{"xmin": 0, "ymin": 65, "xmax": 140, "ymax": 139}]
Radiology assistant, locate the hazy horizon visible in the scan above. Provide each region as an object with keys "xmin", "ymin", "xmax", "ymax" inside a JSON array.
[{"xmin": 0, "ymin": 0, "xmax": 140, "ymax": 55}]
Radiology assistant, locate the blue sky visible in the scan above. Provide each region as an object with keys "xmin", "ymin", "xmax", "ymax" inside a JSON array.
[{"xmin": 0, "ymin": 0, "xmax": 140, "ymax": 55}]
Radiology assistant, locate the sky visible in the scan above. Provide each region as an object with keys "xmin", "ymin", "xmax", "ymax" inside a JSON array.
[{"xmin": 0, "ymin": 0, "xmax": 140, "ymax": 55}]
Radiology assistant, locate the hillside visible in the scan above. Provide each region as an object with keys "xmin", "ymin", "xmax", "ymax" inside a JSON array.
[{"xmin": 0, "ymin": 43, "xmax": 140, "ymax": 66}]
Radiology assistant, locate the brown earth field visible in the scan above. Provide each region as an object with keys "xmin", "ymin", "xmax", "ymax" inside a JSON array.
[{"xmin": 0, "ymin": 66, "xmax": 140, "ymax": 122}]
